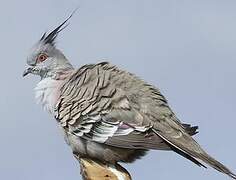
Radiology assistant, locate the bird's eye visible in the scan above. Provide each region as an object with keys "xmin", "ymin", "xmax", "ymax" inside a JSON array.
[{"xmin": 37, "ymin": 53, "xmax": 48, "ymax": 63}]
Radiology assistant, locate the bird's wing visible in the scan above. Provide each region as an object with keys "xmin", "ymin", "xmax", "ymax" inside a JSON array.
[
  {"xmin": 55, "ymin": 62, "xmax": 236, "ymax": 179},
  {"xmin": 55, "ymin": 62, "xmax": 192, "ymax": 149}
]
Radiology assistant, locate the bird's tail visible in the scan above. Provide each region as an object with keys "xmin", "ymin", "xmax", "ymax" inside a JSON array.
[
  {"xmin": 153, "ymin": 129, "xmax": 236, "ymax": 179},
  {"xmin": 196, "ymin": 152, "xmax": 236, "ymax": 179}
]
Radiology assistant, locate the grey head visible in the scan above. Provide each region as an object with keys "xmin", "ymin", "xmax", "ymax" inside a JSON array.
[{"xmin": 23, "ymin": 13, "xmax": 75, "ymax": 78}]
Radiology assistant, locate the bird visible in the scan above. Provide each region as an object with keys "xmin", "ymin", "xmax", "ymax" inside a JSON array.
[{"xmin": 23, "ymin": 13, "xmax": 236, "ymax": 179}]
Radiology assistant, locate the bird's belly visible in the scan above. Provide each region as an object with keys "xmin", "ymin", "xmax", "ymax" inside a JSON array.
[
  {"xmin": 65, "ymin": 132, "xmax": 147, "ymax": 163},
  {"xmin": 64, "ymin": 132, "xmax": 87, "ymax": 156}
]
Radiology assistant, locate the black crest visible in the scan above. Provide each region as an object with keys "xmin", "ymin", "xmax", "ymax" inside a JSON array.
[{"xmin": 40, "ymin": 9, "xmax": 77, "ymax": 46}]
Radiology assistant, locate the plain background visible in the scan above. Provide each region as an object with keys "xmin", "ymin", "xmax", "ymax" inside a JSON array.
[{"xmin": 0, "ymin": 0, "xmax": 235, "ymax": 179}]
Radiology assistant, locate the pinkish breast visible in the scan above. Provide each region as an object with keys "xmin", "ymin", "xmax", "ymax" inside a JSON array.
[{"xmin": 34, "ymin": 77, "xmax": 63, "ymax": 114}]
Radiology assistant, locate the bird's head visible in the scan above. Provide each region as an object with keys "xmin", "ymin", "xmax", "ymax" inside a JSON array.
[{"xmin": 23, "ymin": 13, "xmax": 74, "ymax": 78}]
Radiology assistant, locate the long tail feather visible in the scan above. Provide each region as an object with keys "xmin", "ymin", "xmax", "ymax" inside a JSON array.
[{"xmin": 153, "ymin": 129, "xmax": 236, "ymax": 179}]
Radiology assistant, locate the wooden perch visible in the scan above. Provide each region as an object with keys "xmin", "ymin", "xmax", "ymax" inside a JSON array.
[{"xmin": 78, "ymin": 158, "xmax": 132, "ymax": 180}]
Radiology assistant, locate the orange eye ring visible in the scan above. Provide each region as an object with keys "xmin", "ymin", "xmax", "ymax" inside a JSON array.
[{"xmin": 37, "ymin": 53, "xmax": 48, "ymax": 63}]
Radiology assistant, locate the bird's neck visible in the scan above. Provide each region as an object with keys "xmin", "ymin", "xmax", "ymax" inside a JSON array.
[
  {"xmin": 41, "ymin": 63, "xmax": 74, "ymax": 79},
  {"xmin": 35, "ymin": 69, "xmax": 74, "ymax": 114}
]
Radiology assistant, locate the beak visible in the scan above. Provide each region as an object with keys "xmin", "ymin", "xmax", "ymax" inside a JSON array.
[{"xmin": 23, "ymin": 67, "xmax": 33, "ymax": 77}]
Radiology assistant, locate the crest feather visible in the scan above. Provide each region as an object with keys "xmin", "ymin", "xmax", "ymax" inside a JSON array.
[{"xmin": 40, "ymin": 9, "xmax": 77, "ymax": 46}]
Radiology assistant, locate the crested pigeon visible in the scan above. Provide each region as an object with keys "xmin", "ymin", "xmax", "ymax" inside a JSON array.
[{"xmin": 23, "ymin": 14, "xmax": 236, "ymax": 179}]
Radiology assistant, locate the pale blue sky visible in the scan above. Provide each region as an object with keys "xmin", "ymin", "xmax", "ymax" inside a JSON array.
[{"xmin": 0, "ymin": 0, "xmax": 236, "ymax": 179}]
